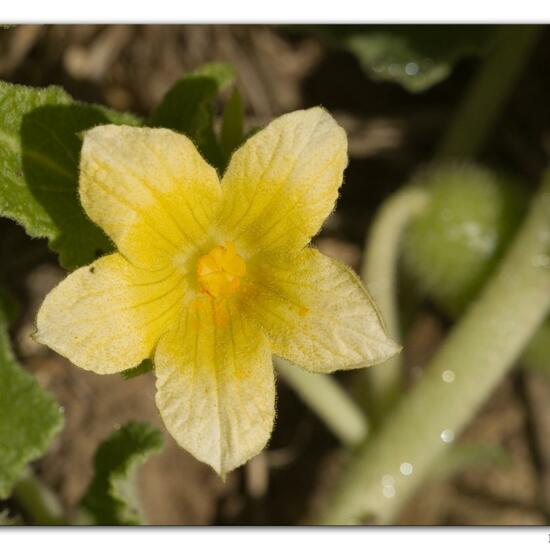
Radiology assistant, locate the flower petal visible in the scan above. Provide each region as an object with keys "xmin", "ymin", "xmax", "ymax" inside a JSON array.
[
  {"xmin": 154, "ymin": 299, "xmax": 275, "ymax": 476},
  {"xmin": 35, "ymin": 253, "xmax": 186, "ymax": 374},
  {"xmin": 80, "ymin": 125, "xmax": 221, "ymax": 269},
  {"xmin": 218, "ymin": 108, "xmax": 347, "ymax": 256},
  {"xmin": 244, "ymin": 248, "xmax": 401, "ymax": 372}
]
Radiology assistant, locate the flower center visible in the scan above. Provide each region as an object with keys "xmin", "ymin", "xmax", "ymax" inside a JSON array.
[{"xmin": 196, "ymin": 241, "xmax": 246, "ymax": 298}]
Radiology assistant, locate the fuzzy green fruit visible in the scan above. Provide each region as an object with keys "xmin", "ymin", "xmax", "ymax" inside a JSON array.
[{"xmin": 402, "ymin": 163, "xmax": 528, "ymax": 316}]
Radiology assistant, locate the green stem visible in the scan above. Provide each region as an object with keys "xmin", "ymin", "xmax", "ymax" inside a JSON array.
[
  {"xmin": 13, "ymin": 470, "xmax": 66, "ymax": 525},
  {"xmin": 275, "ymin": 357, "xmax": 368, "ymax": 446},
  {"xmin": 319, "ymin": 173, "xmax": 550, "ymax": 524},
  {"xmin": 438, "ymin": 25, "xmax": 541, "ymax": 159},
  {"xmin": 361, "ymin": 186, "xmax": 428, "ymax": 416}
]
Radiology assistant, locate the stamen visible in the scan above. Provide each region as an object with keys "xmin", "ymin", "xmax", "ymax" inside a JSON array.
[{"xmin": 196, "ymin": 242, "xmax": 246, "ymax": 298}]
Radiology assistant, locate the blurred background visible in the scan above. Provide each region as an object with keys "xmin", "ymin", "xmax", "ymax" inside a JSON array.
[{"xmin": 0, "ymin": 24, "xmax": 549, "ymax": 525}]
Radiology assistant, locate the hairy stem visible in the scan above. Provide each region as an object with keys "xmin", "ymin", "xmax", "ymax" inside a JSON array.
[
  {"xmin": 319, "ymin": 173, "xmax": 550, "ymax": 524},
  {"xmin": 275, "ymin": 357, "xmax": 368, "ymax": 446},
  {"xmin": 438, "ymin": 25, "xmax": 541, "ymax": 159},
  {"xmin": 361, "ymin": 186, "xmax": 428, "ymax": 416},
  {"xmin": 361, "ymin": 25, "xmax": 541, "ymax": 416}
]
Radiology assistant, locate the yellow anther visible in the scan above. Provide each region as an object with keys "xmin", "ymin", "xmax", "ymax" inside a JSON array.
[{"xmin": 196, "ymin": 242, "xmax": 246, "ymax": 298}]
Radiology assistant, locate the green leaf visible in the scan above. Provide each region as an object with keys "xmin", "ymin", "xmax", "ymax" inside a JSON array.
[
  {"xmin": 220, "ymin": 88, "xmax": 244, "ymax": 170},
  {"xmin": 0, "ymin": 81, "xmax": 141, "ymax": 271},
  {"xmin": 316, "ymin": 25, "xmax": 494, "ymax": 92},
  {"xmin": 150, "ymin": 62, "xmax": 235, "ymax": 171},
  {"xmin": 120, "ymin": 359, "xmax": 153, "ymax": 381},
  {"xmin": 0, "ymin": 304, "xmax": 63, "ymax": 499},
  {"xmin": 81, "ymin": 421, "xmax": 163, "ymax": 526}
]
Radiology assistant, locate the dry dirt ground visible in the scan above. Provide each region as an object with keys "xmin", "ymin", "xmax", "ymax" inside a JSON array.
[{"xmin": 1, "ymin": 25, "xmax": 550, "ymax": 525}]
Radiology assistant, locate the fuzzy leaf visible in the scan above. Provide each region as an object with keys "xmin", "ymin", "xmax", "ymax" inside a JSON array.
[
  {"xmin": 0, "ymin": 304, "xmax": 63, "ymax": 498},
  {"xmin": 220, "ymin": 88, "xmax": 244, "ymax": 170},
  {"xmin": 120, "ymin": 359, "xmax": 154, "ymax": 381},
  {"xmin": 150, "ymin": 62, "xmax": 234, "ymax": 170},
  {"xmin": 0, "ymin": 81, "xmax": 140, "ymax": 270},
  {"xmin": 317, "ymin": 25, "xmax": 493, "ymax": 92},
  {"xmin": 81, "ymin": 421, "xmax": 163, "ymax": 526}
]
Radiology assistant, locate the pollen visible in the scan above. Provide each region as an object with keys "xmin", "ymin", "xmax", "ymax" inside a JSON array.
[{"xmin": 196, "ymin": 241, "xmax": 246, "ymax": 298}]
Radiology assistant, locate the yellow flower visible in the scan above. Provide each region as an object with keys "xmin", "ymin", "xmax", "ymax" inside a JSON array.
[{"xmin": 36, "ymin": 108, "xmax": 399, "ymax": 476}]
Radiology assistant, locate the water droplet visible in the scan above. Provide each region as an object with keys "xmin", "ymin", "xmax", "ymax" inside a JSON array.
[
  {"xmin": 456, "ymin": 222, "xmax": 496, "ymax": 254},
  {"xmin": 442, "ymin": 370, "xmax": 455, "ymax": 383},
  {"xmin": 383, "ymin": 485, "xmax": 396, "ymax": 498},
  {"xmin": 400, "ymin": 462, "xmax": 413, "ymax": 476},
  {"xmin": 532, "ymin": 254, "xmax": 550, "ymax": 268},
  {"xmin": 441, "ymin": 429, "xmax": 454, "ymax": 443},
  {"xmin": 405, "ymin": 62, "xmax": 419, "ymax": 76},
  {"xmin": 381, "ymin": 474, "xmax": 394, "ymax": 487}
]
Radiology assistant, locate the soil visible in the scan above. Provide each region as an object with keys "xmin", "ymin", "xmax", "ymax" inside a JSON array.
[{"xmin": 1, "ymin": 24, "xmax": 549, "ymax": 525}]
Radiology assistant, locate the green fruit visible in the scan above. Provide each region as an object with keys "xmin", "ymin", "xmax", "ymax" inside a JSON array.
[{"xmin": 402, "ymin": 163, "xmax": 528, "ymax": 316}]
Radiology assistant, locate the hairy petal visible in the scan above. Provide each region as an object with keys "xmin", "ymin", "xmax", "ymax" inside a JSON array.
[
  {"xmin": 36, "ymin": 254, "xmax": 186, "ymax": 374},
  {"xmin": 218, "ymin": 108, "xmax": 347, "ymax": 256},
  {"xmin": 244, "ymin": 248, "xmax": 401, "ymax": 372},
  {"xmin": 154, "ymin": 299, "xmax": 275, "ymax": 476},
  {"xmin": 80, "ymin": 125, "xmax": 221, "ymax": 269}
]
